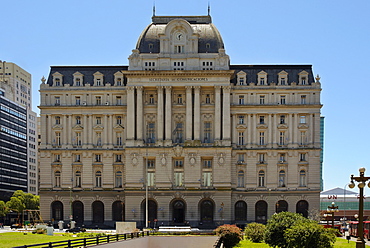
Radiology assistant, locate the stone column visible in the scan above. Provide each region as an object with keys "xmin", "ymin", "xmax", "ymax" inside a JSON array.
[
  {"xmin": 222, "ymin": 86, "xmax": 231, "ymax": 141},
  {"xmin": 214, "ymin": 86, "xmax": 221, "ymax": 141},
  {"xmin": 68, "ymin": 114, "xmax": 72, "ymax": 145},
  {"xmin": 157, "ymin": 86, "xmax": 164, "ymax": 141},
  {"xmin": 63, "ymin": 115, "xmax": 67, "ymax": 146},
  {"xmin": 185, "ymin": 86, "xmax": 193, "ymax": 140},
  {"xmin": 83, "ymin": 115, "xmax": 88, "ymax": 146},
  {"xmin": 194, "ymin": 86, "xmax": 201, "ymax": 141},
  {"xmin": 136, "ymin": 86, "xmax": 143, "ymax": 141},
  {"xmin": 103, "ymin": 114, "xmax": 108, "ymax": 146},
  {"xmin": 165, "ymin": 86, "xmax": 172, "ymax": 141},
  {"xmin": 108, "ymin": 114, "xmax": 113, "ymax": 146},
  {"xmin": 126, "ymin": 86, "xmax": 135, "ymax": 141},
  {"xmin": 289, "ymin": 114, "xmax": 294, "ymax": 145}
]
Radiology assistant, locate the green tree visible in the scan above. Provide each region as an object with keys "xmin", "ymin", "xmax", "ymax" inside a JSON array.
[
  {"xmin": 264, "ymin": 212, "xmax": 307, "ymax": 248},
  {"xmin": 0, "ymin": 200, "xmax": 8, "ymax": 217},
  {"xmin": 244, "ymin": 222, "xmax": 266, "ymax": 243},
  {"xmin": 284, "ymin": 221, "xmax": 336, "ymax": 248},
  {"xmin": 215, "ymin": 224, "xmax": 243, "ymax": 248},
  {"xmin": 12, "ymin": 190, "xmax": 39, "ymax": 210},
  {"xmin": 6, "ymin": 197, "xmax": 25, "ymax": 223}
]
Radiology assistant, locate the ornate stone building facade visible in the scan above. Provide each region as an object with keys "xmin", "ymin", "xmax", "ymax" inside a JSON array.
[{"xmin": 39, "ymin": 15, "xmax": 323, "ymax": 228}]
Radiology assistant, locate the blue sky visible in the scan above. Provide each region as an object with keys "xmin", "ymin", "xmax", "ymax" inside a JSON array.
[{"xmin": 1, "ymin": 0, "xmax": 369, "ymax": 191}]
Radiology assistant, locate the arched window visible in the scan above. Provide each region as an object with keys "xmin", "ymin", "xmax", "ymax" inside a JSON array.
[
  {"xmin": 200, "ymin": 200, "xmax": 214, "ymax": 223},
  {"xmin": 54, "ymin": 170, "xmax": 61, "ymax": 187},
  {"xmin": 299, "ymin": 170, "xmax": 306, "ymax": 187},
  {"xmin": 141, "ymin": 200, "xmax": 157, "ymax": 228},
  {"xmin": 276, "ymin": 200, "xmax": 288, "ymax": 213},
  {"xmin": 296, "ymin": 200, "xmax": 309, "ymax": 218},
  {"xmin": 235, "ymin": 201, "xmax": 247, "ymax": 221},
  {"xmin": 258, "ymin": 170, "xmax": 265, "ymax": 187},
  {"xmin": 51, "ymin": 201, "xmax": 63, "ymax": 221},
  {"xmin": 95, "ymin": 171, "xmax": 102, "ymax": 187},
  {"xmin": 237, "ymin": 170, "xmax": 244, "ymax": 188},
  {"xmin": 172, "ymin": 200, "xmax": 186, "ymax": 223},
  {"xmin": 279, "ymin": 170, "xmax": 286, "ymax": 187},
  {"xmin": 75, "ymin": 171, "xmax": 81, "ymax": 187},
  {"xmin": 255, "ymin": 200, "xmax": 267, "ymax": 223},
  {"xmin": 115, "ymin": 171, "xmax": 123, "ymax": 188},
  {"xmin": 112, "ymin": 201, "xmax": 124, "ymax": 221}
]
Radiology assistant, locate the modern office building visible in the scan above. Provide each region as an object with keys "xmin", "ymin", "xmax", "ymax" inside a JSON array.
[
  {"xmin": 0, "ymin": 61, "xmax": 38, "ymax": 199},
  {"xmin": 39, "ymin": 14, "xmax": 323, "ymax": 228}
]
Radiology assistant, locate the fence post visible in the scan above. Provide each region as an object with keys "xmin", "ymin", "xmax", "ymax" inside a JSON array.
[
  {"xmin": 49, "ymin": 242, "xmax": 52, "ymax": 248},
  {"xmin": 84, "ymin": 238, "xmax": 86, "ymax": 247},
  {"xmin": 107, "ymin": 235, "xmax": 110, "ymax": 243},
  {"xmin": 124, "ymin": 233, "xmax": 127, "ymax": 240},
  {"xmin": 116, "ymin": 234, "xmax": 119, "ymax": 241},
  {"xmin": 131, "ymin": 233, "xmax": 133, "ymax": 239},
  {"xmin": 96, "ymin": 236, "xmax": 99, "ymax": 245},
  {"xmin": 68, "ymin": 239, "xmax": 71, "ymax": 248}
]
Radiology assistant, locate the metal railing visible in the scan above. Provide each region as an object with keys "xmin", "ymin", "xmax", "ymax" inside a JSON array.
[{"xmin": 13, "ymin": 231, "xmax": 150, "ymax": 248}]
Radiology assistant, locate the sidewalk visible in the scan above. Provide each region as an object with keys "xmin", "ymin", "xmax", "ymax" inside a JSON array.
[{"xmin": 340, "ymin": 235, "xmax": 370, "ymax": 246}]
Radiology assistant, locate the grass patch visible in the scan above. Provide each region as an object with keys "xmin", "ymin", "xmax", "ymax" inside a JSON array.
[
  {"xmin": 0, "ymin": 232, "xmax": 79, "ymax": 248},
  {"xmin": 234, "ymin": 237, "xmax": 356, "ymax": 248}
]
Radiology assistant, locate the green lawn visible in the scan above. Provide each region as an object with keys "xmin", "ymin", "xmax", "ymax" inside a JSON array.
[
  {"xmin": 0, "ymin": 232, "xmax": 79, "ymax": 248},
  {"xmin": 234, "ymin": 237, "xmax": 356, "ymax": 248}
]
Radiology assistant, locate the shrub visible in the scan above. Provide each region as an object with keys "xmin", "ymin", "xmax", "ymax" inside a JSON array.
[
  {"xmin": 244, "ymin": 222, "xmax": 265, "ymax": 243},
  {"xmin": 215, "ymin": 224, "xmax": 243, "ymax": 248},
  {"xmin": 264, "ymin": 212, "xmax": 307, "ymax": 248},
  {"xmin": 284, "ymin": 221, "xmax": 336, "ymax": 248}
]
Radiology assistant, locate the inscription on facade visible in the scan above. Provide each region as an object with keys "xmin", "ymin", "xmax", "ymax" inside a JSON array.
[{"xmin": 149, "ymin": 78, "xmax": 209, "ymax": 82}]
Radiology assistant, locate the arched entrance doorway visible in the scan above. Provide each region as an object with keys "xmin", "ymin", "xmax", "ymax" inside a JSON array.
[
  {"xmin": 235, "ymin": 201, "xmax": 247, "ymax": 221},
  {"xmin": 255, "ymin": 200, "xmax": 267, "ymax": 223},
  {"xmin": 92, "ymin": 201, "xmax": 104, "ymax": 223},
  {"xmin": 200, "ymin": 200, "xmax": 214, "ymax": 224},
  {"xmin": 276, "ymin": 200, "xmax": 288, "ymax": 213},
  {"xmin": 51, "ymin": 201, "xmax": 63, "ymax": 221},
  {"xmin": 141, "ymin": 200, "xmax": 157, "ymax": 228},
  {"xmin": 72, "ymin": 201, "xmax": 84, "ymax": 225},
  {"xmin": 296, "ymin": 200, "xmax": 309, "ymax": 218},
  {"xmin": 112, "ymin": 201, "xmax": 124, "ymax": 221},
  {"xmin": 172, "ymin": 200, "xmax": 186, "ymax": 224}
]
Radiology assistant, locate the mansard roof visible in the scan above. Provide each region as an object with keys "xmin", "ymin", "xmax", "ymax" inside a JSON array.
[
  {"xmin": 230, "ymin": 64, "xmax": 315, "ymax": 85},
  {"xmin": 136, "ymin": 15, "xmax": 224, "ymax": 54}
]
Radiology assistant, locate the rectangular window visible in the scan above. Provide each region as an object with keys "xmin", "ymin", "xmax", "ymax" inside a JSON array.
[
  {"xmin": 300, "ymin": 131, "xmax": 307, "ymax": 145},
  {"xmin": 260, "ymin": 78, "xmax": 265, "ymax": 85},
  {"xmin": 147, "ymin": 123, "xmax": 155, "ymax": 143},
  {"xmin": 174, "ymin": 122, "xmax": 183, "ymax": 143},
  {"xmin": 300, "ymin": 115, "xmax": 306, "ymax": 124},
  {"xmin": 259, "ymin": 132, "xmax": 265, "ymax": 145},
  {"xmin": 239, "ymin": 115, "xmax": 244, "ymax": 124},
  {"xmin": 279, "ymin": 153, "xmax": 286, "ymax": 162},
  {"xmin": 174, "ymin": 159, "xmax": 183, "ymax": 168},
  {"xmin": 238, "ymin": 131, "xmax": 244, "ymax": 145},
  {"xmin": 147, "ymin": 172, "xmax": 155, "ymax": 187},
  {"xmin": 259, "ymin": 116, "xmax": 265, "ymax": 124},
  {"xmin": 149, "ymin": 94, "xmax": 155, "ymax": 104},
  {"xmin": 301, "ymin": 95, "xmax": 306, "ymax": 104},
  {"xmin": 238, "ymin": 153, "xmax": 245, "ymax": 163},
  {"xmin": 279, "ymin": 131, "xmax": 285, "ymax": 145},
  {"xmin": 175, "ymin": 45, "xmax": 184, "ymax": 53},
  {"xmin": 173, "ymin": 61, "xmax": 185, "ymax": 70},
  {"xmin": 177, "ymin": 94, "xmax": 183, "ymax": 104},
  {"xmin": 147, "ymin": 159, "xmax": 155, "ymax": 168},
  {"xmin": 96, "ymin": 96, "xmax": 102, "ymax": 105},
  {"xmin": 54, "ymin": 154, "xmax": 61, "ymax": 162},
  {"xmin": 300, "ymin": 153, "xmax": 307, "ymax": 161},
  {"xmin": 55, "ymin": 132, "xmax": 61, "ymax": 146},
  {"xmin": 75, "ymin": 96, "xmax": 81, "ymax": 105},
  {"xmin": 259, "ymin": 95, "xmax": 265, "ymax": 104},
  {"xmin": 280, "ymin": 95, "xmax": 286, "ymax": 105},
  {"xmin": 204, "ymin": 122, "xmax": 211, "ymax": 143},
  {"xmin": 174, "ymin": 172, "xmax": 184, "ymax": 186},
  {"xmin": 116, "ymin": 116, "xmax": 122, "ymax": 125},
  {"xmin": 116, "ymin": 154, "xmax": 122, "ymax": 162},
  {"xmin": 281, "ymin": 78, "xmax": 286, "ymax": 85},
  {"xmin": 302, "ymin": 77, "xmax": 306, "ymax": 85},
  {"xmin": 95, "ymin": 154, "xmax": 101, "ymax": 162},
  {"xmin": 74, "ymin": 154, "xmax": 81, "ymax": 162},
  {"xmin": 116, "ymin": 96, "xmax": 122, "ymax": 105},
  {"xmin": 238, "ymin": 95, "xmax": 245, "ymax": 105},
  {"xmin": 202, "ymin": 172, "xmax": 212, "ymax": 187},
  {"xmin": 280, "ymin": 115, "xmax": 285, "ymax": 124},
  {"xmin": 258, "ymin": 153, "xmax": 265, "ymax": 163},
  {"xmin": 96, "ymin": 116, "xmax": 102, "ymax": 125},
  {"xmin": 55, "ymin": 96, "xmax": 60, "ymax": 105},
  {"xmin": 205, "ymin": 94, "xmax": 211, "ymax": 104}
]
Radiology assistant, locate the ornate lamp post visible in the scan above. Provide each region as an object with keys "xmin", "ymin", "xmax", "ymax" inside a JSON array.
[
  {"xmin": 349, "ymin": 167, "xmax": 370, "ymax": 248},
  {"xmin": 327, "ymin": 202, "xmax": 339, "ymax": 228}
]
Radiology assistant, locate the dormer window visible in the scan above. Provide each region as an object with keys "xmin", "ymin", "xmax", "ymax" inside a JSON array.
[
  {"xmin": 75, "ymin": 78, "xmax": 81, "ymax": 86},
  {"xmin": 237, "ymin": 71, "xmax": 247, "ymax": 85},
  {"xmin": 73, "ymin": 72, "xmax": 84, "ymax": 86},
  {"xmin": 52, "ymin": 72, "xmax": 63, "ymax": 86},
  {"xmin": 257, "ymin": 71, "xmax": 268, "ymax": 86},
  {"xmin": 278, "ymin": 70, "xmax": 288, "ymax": 85},
  {"xmin": 93, "ymin": 71, "xmax": 104, "ymax": 86},
  {"xmin": 116, "ymin": 78, "xmax": 122, "ymax": 86},
  {"xmin": 299, "ymin": 71, "xmax": 309, "ymax": 85}
]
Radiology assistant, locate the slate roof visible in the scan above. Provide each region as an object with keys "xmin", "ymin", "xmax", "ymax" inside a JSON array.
[
  {"xmin": 136, "ymin": 15, "xmax": 224, "ymax": 54},
  {"xmin": 230, "ymin": 64, "xmax": 315, "ymax": 85}
]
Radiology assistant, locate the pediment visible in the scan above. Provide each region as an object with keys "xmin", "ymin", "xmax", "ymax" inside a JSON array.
[
  {"xmin": 93, "ymin": 125, "xmax": 104, "ymax": 130},
  {"xmin": 277, "ymin": 124, "xmax": 288, "ymax": 129},
  {"xmin": 113, "ymin": 124, "xmax": 125, "ymax": 130},
  {"xmin": 72, "ymin": 124, "xmax": 84, "ymax": 130},
  {"xmin": 256, "ymin": 124, "xmax": 268, "ymax": 129},
  {"xmin": 236, "ymin": 124, "xmax": 247, "ymax": 130},
  {"xmin": 52, "ymin": 124, "xmax": 63, "ymax": 130},
  {"xmin": 298, "ymin": 124, "xmax": 309, "ymax": 129}
]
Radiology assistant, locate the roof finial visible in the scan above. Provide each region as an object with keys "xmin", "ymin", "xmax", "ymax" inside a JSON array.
[
  {"xmin": 153, "ymin": 2, "xmax": 156, "ymax": 17},
  {"xmin": 208, "ymin": 2, "xmax": 211, "ymax": 16}
]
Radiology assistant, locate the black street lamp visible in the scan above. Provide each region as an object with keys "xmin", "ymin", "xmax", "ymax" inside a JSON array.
[
  {"xmin": 327, "ymin": 202, "xmax": 339, "ymax": 228},
  {"xmin": 349, "ymin": 167, "xmax": 370, "ymax": 248}
]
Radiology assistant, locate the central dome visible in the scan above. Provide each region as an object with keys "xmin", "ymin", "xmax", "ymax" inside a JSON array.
[{"xmin": 136, "ymin": 15, "xmax": 225, "ymax": 54}]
